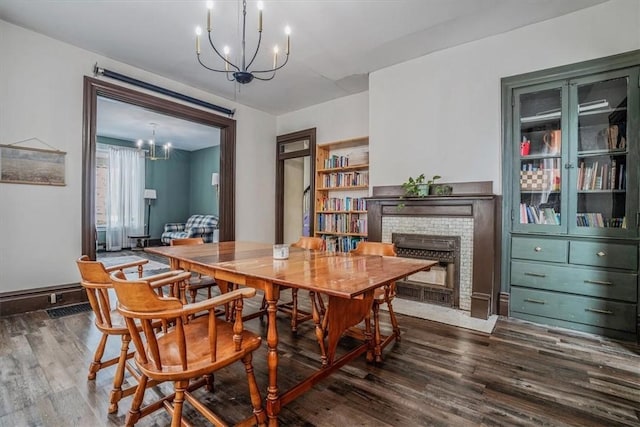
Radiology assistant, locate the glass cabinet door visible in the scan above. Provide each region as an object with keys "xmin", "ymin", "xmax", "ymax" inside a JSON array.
[
  {"xmin": 512, "ymin": 82, "xmax": 568, "ymax": 233},
  {"xmin": 569, "ymin": 68, "xmax": 639, "ymax": 237}
]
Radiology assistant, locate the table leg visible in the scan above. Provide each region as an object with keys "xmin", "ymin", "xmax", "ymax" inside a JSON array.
[{"xmin": 310, "ymin": 291, "xmax": 328, "ymax": 367}]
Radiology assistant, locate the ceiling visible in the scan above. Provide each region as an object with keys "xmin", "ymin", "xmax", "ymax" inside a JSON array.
[
  {"xmin": 0, "ymin": 0, "xmax": 606, "ymax": 115},
  {"xmin": 97, "ymin": 97, "xmax": 220, "ymax": 151}
]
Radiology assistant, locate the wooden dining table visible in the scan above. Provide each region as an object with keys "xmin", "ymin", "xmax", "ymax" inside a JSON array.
[{"xmin": 147, "ymin": 241, "xmax": 436, "ymax": 426}]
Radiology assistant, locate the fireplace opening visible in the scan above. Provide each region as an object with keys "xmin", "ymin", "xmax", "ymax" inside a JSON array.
[{"xmin": 392, "ymin": 233, "xmax": 460, "ymax": 308}]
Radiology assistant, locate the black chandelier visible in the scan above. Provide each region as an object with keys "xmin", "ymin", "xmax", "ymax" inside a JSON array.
[{"xmin": 195, "ymin": 0, "xmax": 291, "ymax": 84}]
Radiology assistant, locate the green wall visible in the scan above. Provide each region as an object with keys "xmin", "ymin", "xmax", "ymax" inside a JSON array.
[
  {"xmin": 146, "ymin": 148, "xmax": 192, "ymax": 239},
  {"xmin": 189, "ymin": 146, "xmax": 220, "ymax": 217},
  {"xmin": 96, "ymin": 136, "xmax": 220, "ymax": 245}
]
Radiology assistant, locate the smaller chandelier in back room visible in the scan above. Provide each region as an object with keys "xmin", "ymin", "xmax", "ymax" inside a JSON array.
[
  {"xmin": 194, "ymin": 0, "xmax": 291, "ymax": 84},
  {"xmin": 137, "ymin": 123, "xmax": 171, "ymax": 161}
]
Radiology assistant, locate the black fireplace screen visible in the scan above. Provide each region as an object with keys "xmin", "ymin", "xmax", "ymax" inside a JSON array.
[{"xmin": 392, "ymin": 233, "xmax": 460, "ymax": 307}]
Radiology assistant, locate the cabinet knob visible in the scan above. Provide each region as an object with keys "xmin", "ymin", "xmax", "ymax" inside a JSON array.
[
  {"xmin": 534, "ymin": 246, "xmax": 542, "ymax": 252},
  {"xmin": 596, "ymin": 251, "xmax": 606, "ymax": 257}
]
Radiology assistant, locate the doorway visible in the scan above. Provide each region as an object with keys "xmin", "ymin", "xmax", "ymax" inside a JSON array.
[
  {"xmin": 95, "ymin": 96, "xmax": 221, "ymax": 252},
  {"xmin": 275, "ymin": 128, "xmax": 316, "ymax": 244},
  {"xmin": 82, "ymin": 77, "xmax": 236, "ymax": 260}
]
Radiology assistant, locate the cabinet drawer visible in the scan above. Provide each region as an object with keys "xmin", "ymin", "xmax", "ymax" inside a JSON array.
[
  {"xmin": 511, "ymin": 287, "xmax": 636, "ymax": 332},
  {"xmin": 512, "ymin": 237, "xmax": 568, "ymax": 263},
  {"xmin": 511, "ymin": 261, "xmax": 638, "ymax": 302},
  {"xmin": 569, "ymin": 241, "xmax": 638, "ymax": 270}
]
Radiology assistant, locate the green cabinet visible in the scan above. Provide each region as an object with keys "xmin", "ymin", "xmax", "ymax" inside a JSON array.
[{"xmin": 502, "ymin": 51, "xmax": 640, "ymax": 340}]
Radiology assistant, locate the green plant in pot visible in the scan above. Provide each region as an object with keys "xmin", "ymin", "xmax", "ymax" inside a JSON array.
[
  {"xmin": 431, "ymin": 180, "xmax": 453, "ymax": 196},
  {"xmin": 401, "ymin": 174, "xmax": 442, "ymax": 197}
]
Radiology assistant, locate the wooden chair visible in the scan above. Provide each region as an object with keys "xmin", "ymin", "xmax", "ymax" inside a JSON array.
[
  {"xmin": 75, "ymin": 256, "xmax": 192, "ymax": 413},
  {"xmin": 170, "ymin": 237, "xmax": 218, "ymax": 303},
  {"xmin": 350, "ymin": 241, "xmax": 400, "ymax": 363},
  {"xmin": 110, "ymin": 271, "xmax": 266, "ymax": 427},
  {"xmin": 265, "ymin": 236, "xmax": 325, "ymax": 332}
]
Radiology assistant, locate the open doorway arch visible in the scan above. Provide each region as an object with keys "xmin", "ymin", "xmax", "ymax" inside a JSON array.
[{"xmin": 82, "ymin": 77, "xmax": 236, "ymax": 259}]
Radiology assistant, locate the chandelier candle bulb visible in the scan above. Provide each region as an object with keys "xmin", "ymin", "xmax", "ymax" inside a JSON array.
[
  {"xmin": 285, "ymin": 26, "xmax": 291, "ymax": 54},
  {"xmin": 257, "ymin": 1, "xmax": 263, "ymax": 32},
  {"xmin": 195, "ymin": 27, "xmax": 201, "ymax": 54},
  {"xmin": 206, "ymin": 1, "xmax": 213, "ymax": 31},
  {"xmin": 273, "ymin": 46, "xmax": 278, "ymax": 68}
]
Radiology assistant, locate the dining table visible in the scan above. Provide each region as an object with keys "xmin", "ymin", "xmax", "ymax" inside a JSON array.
[{"xmin": 147, "ymin": 241, "xmax": 436, "ymax": 426}]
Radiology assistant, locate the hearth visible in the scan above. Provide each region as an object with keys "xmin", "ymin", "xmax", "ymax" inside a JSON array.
[{"xmin": 392, "ymin": 233, "xmax": 460, "ymax": 307}]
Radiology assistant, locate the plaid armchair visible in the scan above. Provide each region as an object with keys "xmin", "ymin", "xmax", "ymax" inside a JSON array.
[{"xmin": 161, "ymin": 214, "xmax": 219, "ymax": 244}]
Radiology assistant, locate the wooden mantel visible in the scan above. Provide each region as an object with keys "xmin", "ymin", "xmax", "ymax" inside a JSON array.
[{"xmin": 367, "ymin": 182, "xmax": 501, "ymax": 319}]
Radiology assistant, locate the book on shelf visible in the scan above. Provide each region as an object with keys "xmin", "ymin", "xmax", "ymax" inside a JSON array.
[
  {"xmin": 610, "ymin": 159, "xmax": 616, "ymax": 189},
  {"xmin": 321, "ymin": 235, "xmax": 365, "ymax": 253},
  {"xmin": 319, "ymin": 196, "xmax": 367, "ymax": 211},
  {"xmin": 324, "ymin": 154, "xmax": 349, "ymax": 169},
  {"xmin": 322, "ymin": 170, "xmax": 369, "ymax": 188},
  {"xmin": 590, "ymin": 161, "xmax": 598, "ymax": 190},
  {"xmin": 316, "ymin": 212, "xmax": 367, "ymax": 234},
  {"xmin": 519, "ymin": 203, "xmax": 559, "ymax": 225},
  {"xmin": 577, "ymin": 213, "xmax": 626, "ymax": 228},
  {"xmin": 577, "ymin": 160, "xmax": 626, "ymax": 191}
]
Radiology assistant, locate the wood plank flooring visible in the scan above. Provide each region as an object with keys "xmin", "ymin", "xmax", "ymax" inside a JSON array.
[{"xmin": 1, "ymin": 255, "xmax": 639, "ymax": 426}]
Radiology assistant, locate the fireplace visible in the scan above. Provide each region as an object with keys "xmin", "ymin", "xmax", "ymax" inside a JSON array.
[
  {"xmin": 366, "ymin": 181, "xmax": 500, "ymax": 319},
  {"xmin": 392, "ymin": 233, "xmax": 460, "ymax": 308}
]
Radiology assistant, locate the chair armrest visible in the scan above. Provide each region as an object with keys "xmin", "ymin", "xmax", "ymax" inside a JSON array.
[
  {"xmin": 146, "ymin": 271, "xmax": 192, "ymax": 289},
  {"xmin": 182, "ymin": 288, "xmax": 257, "ymax": 316},
  {"xmin": 105, "ymin": 259, "xmax": 149, "ymax": 273},
  {"xmin": 164, "ymin": 223, "xmax": 185, "ymax": 233}
]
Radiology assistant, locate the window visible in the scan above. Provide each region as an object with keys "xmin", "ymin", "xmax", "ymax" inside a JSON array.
[{"xmin": 95, "ymin": 147, "xmax": 109, "ymax": 228}]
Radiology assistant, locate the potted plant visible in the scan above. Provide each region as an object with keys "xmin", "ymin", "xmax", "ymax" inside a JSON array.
[
  {"xmin": 401, "ymin": 174, "xmax": 442, "ymax": 197},
  {"xmin": 430, "ymin": 180, "xmax": 453, "ymax": 196}
]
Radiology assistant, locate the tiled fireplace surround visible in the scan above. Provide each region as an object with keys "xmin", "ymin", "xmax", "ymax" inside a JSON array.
[{"xmin": 367, "ymin": 182, "xmax": 500, "ymax": 319}]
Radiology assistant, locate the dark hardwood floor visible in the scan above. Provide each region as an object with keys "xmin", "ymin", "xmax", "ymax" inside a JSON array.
[{"xmin": 1, "ymin": 251, "xmax": 639, "ymax": 426}]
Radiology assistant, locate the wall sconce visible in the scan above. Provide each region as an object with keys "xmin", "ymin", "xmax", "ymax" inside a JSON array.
[{"xmin": 211, "ymin": 172, "xmax": 220, "ymax": 209}]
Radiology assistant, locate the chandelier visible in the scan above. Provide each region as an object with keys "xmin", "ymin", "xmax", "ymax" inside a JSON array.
[
  {"xmin": 194, "ymin": 0, "xmax": 291, "ymax": 84},
  {"xmin": 136, "ymin": 123, "xmax": 171, "ymax": 160}
]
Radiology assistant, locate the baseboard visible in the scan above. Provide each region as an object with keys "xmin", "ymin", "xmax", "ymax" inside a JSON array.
[
  {"xmin": 470, "ymin": 292, "xmax": 490, "ymax": 320},
  {"xmin": 499, "ymin": 292, "xmax": 510, "ymax": 316},
  {"xmin": 0, "ymin": 283, "xmax": 88, "ymax": 317}
]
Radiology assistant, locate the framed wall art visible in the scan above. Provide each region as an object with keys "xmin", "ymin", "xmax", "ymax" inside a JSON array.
[{"xmin": 0, "ymin": 143, "xmax": 66, "ymax": 186}]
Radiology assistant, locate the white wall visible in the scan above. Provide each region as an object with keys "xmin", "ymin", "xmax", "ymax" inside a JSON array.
[
  {"xmin": 370, "ymin": 0, "xmax": 640, "ymax": 194},
  {"xmin": 0, "ymin": 20, "xmax": 276, "ymax": 293},
  {"xmin": 277, "ymin": 91, "xmax": 369, "ymax": 144}
]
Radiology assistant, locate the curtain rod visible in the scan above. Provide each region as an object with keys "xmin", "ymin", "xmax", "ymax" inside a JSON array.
[{"xmin": 94, "ymin": 64, "xmax": 235, "ymax": 117}]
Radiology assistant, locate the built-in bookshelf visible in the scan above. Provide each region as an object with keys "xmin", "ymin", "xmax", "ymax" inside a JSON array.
[{"xmin": 315, "ymin": 137, "xmax": 369, "ymax": 252}]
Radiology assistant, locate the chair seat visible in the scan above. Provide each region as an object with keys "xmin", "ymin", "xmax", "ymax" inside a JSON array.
[
  {"xmin": 135, "ymin": 316, "xmax": 262, "ymax": 380},
  {"xmin": 94, "ymin": 308, "xmax": 129, "ymax": 334},
  {"xmin": 374, "ymin": 286, "xmax": 395, "ymax": 301},
  {"xmin": 186, "ymin": 275, "xmax": 216, "ymax": 291}
]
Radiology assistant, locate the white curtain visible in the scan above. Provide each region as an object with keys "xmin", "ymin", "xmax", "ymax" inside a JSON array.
[{"xmin": 106, "ymin": 146, "xmax": 145, "ymax": 251}]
